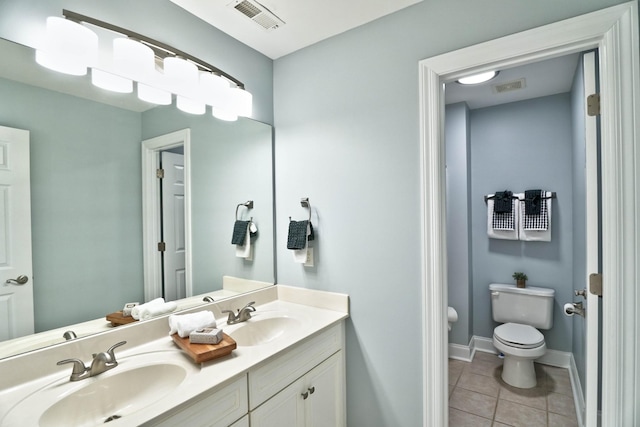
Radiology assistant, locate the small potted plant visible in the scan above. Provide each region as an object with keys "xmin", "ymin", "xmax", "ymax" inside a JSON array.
[{"xmin": 512, "ymin": 272, "xmax": 528, "ymax": 288}]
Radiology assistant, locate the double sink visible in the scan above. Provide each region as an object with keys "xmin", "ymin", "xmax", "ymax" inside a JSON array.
[{"xmin": 1, "ymin": 303, "xmax": 309, "ymax": 426}]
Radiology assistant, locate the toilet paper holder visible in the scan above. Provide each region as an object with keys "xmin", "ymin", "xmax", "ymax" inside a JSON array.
[{"xmin": 564, "ymin": 301, "xmax": 585, "ymax": 317}]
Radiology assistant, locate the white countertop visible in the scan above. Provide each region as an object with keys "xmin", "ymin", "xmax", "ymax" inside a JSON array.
[{"xmin": 0, "ymin": 285, "xmax": 348, "ymax": 427}]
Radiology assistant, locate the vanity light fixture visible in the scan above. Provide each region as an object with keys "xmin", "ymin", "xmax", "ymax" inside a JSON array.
[
  {"xmin": 36, "ymin": 10, "xmax": 252, "ymax": 120},
  {"xmin": 457, "ymin": 71, "xmax": 499, "ymax": 85}
]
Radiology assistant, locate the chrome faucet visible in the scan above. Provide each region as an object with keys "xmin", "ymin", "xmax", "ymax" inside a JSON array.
[
  {"xmin": 222, "ymin": 301, "xmax": 256, "ymax": 325},
  {"xmin": 57, "ymin": 341, "xmax": 127, "ymax": 381}
]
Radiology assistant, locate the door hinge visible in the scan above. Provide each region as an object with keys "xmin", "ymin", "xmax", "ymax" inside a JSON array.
[
  {"xmin": 156, "ymin": 168, "xmax": 164, "ymax": 179},
  {"xmin": 157, "ymin": 242, "xmax": 166, "ymax": 252},
  {"xmin": 589, "ymin": 273, "xmax": 602, "ymax": 296},
  {"xmin": 587, "ymin": 93, "xmax": 600, "ymax": 116}
]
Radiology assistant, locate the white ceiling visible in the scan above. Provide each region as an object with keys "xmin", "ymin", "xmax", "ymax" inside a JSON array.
[
  {"xmin": 445, "ymin": 53, "xmax": 581, "ymax": 110},
  {"xmin": 170, "ymin": 0, "xmax": 423, "ymax": 59}
]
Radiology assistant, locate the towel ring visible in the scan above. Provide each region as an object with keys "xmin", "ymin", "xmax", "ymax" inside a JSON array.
[
  {"xmin": 289, "ymin": 197, "xmax": 312, "ymax": 222},
  {"xmin": 235, "ymin": 200, "xmax": 253, "ymax": 220}
]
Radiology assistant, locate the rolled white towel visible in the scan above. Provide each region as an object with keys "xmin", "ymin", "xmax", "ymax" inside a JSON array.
[
  {"xmin": 131, "ymin": 298, "xmax": 164, "ymax": 320},
  {"xmin": 169, "ymin": 310, "xmax": 217, "ymax": 338},
  {"xmin": 139, "ymin": 301, "xmax": 178, "ymax": 320}
]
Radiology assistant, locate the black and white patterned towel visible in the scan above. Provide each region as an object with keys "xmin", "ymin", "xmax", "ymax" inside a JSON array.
[
  {"xmin": 231, "ymin": 220, "xmax": 250, "ymax": 245},
  {"xmin": 521, "ymin": 192, "xmax": 549, "ymax": 230},
  {"xmin": 492, "ymin": 199, "xmax": 516, "ymax": 230}
]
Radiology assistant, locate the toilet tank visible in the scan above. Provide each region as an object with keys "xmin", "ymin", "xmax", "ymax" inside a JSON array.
[{"xmin": 489, "ymin": 283, "xmax": 555, "ymax": 329}]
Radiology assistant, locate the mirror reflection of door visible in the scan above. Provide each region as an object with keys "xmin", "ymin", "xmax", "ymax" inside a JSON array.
[
  {"xmin": 0, "ymin": 125, "xmax": 34, "ymax": 339},
  {"xmin": 160, "ymin": 149, "xmax": 186, "ymax": 301}
]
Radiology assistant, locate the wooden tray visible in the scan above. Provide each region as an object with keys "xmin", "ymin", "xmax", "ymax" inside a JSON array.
[
  {"xmin": 171, "ymin": 333, "xmax": 237, "ymax": 363},
  {"xmin": 106, "ymin": 311, "xmax": 138, "ymax": 326}
]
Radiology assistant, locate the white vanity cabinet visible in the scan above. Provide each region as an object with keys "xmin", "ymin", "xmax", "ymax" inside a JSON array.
[
  {"xmin": 249, "ymin": 323, "xmax": 345, "ymax": 427},
  {"xmin": 250, "ymin": 352, "xmax": 343, "ymax": 427}
]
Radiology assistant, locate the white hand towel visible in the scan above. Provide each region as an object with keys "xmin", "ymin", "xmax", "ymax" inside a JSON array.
[
  {"xmin": 235, "ymin": 224, "xmax": 251, "ymax": 258},
  {"xmin": 168, "ymin": 310, "xmax": 217, "ymax": 338},
  {"xmin": 519, "ymin": 191, "xmax": 552, "ymax": 241},
  {"xmin": 487, "ymin": 195, "xmax": 519, "ymax": 240},
  {"xmin": 131, "ymin": 298, "xmax": 164, "ymax": 320},
  {"xmin": 139, "ymin": 301, "xmax": 178, "ymax": 320}
]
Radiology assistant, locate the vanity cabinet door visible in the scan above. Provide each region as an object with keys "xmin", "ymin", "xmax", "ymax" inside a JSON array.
[
  {"xmin": 250, "ymin": 377, "xmax": 306, "ymax": 427},
  {"xmin": 304, "ymin": 352, "xmax": 344, "ymax": 427},
  {"xmin": 251, "ymin": 352, "xmax": 344, "ymax": 427}
]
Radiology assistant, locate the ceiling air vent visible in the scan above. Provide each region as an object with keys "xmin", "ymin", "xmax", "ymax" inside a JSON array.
[
  {"xmin": 492, "ymin": 78, "xmax": 526, "ymax": 94},
  {"xmin": 228, "ymin": 0, "xmax": 285, "ymax": 31}
]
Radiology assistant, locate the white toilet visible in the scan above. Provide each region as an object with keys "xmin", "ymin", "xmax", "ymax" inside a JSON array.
[{"xmin": 489, "ymin": 283, "xmax": 555, "ymax": 388}]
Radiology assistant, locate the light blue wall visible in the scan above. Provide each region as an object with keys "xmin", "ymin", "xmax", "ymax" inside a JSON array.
[
  {"xmin": 0, "ymin": 77, "xmax": 144, "ymax": 331},
  {"xmin": 446, "ymin": 102, "xmax": 472, "ymax": 346},
  {"xmin": 272, "ymin": 2, "xmax": 625, "ymax": 424},
  {"xmin": 470, "ymin": 94, "xmax": 575, "ymax": 352},
  {"xmin": 0, "ymin": 0, "xmax": 274, "ymax": 125}
]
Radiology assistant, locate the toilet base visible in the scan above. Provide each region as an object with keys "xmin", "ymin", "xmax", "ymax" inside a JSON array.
[{"xmin": 501, "ymin": 355, "xmax": 538, "ymax": 388}]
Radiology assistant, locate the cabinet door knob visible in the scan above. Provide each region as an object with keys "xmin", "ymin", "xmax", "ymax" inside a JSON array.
[
  {"xmin": 301, "ymin": 391, "xmax": 309, "ymax": 399},
  {"xmin": 308, "ymin": 386, "xmax": 315, "ymax": 395}
]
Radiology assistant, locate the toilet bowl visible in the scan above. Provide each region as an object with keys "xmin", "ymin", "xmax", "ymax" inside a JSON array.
[
  {"xmin": 489, "ymin": 283, "xmax": 555, "ymax": 389},
  {"xmin": 493, "ymin": 322, "xmax": 546, "ymax": 388}
]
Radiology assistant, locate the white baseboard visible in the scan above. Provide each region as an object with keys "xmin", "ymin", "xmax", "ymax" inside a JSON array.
[
  {"xmin": 568, "ymin": 354, "xmax": 586, "ymax": 427},
  {"xmin": 471, "ymin": 336, "xmax": 497, "ymax": 355},
  {"xmin": 448, "ymin": 343, "xmax": 473, "ymax": 362},
  {"xmin": 449, "ymin": 335, "xmax": 573, "ymax": 368}
]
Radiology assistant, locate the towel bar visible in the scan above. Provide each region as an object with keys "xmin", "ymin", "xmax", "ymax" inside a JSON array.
[{"xmin": 484, "ymin": 192, "xmax": 556, "ymax": 204}]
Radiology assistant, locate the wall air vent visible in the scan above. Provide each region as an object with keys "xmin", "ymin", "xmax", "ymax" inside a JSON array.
[
  {"xmin": 228, "ymin": 0, "xmax": 285, "ymax": 31},
  {"xmin": 492, "ymin": 78, "xmax": 526, "ymax": 94}
]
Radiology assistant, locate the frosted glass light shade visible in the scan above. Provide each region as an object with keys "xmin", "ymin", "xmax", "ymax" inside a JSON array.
[
  {"xmin": 199, "ymin": 72, "xmax": 231, "ymax": 106},
  {"xmin": 138, "ymin": 83, "xmax": 172, "ymax": 105},
  {"xmin": 164, "ymin": 57, "xmax": 198, "ymax": 95},
  {"xmin": 113, "ymin": 38, "xmax": 155, "ymax": 81},
  {"xmin": 457, "ymin": 71, "xmax": 498, "ymax": 85},
  {"xmin": 177, "ymin": 96, "xmax": 206, "ymax": 115},
  {"xmin": 229, "ymin": 87, "xmax": 253, "ymax": 117},
  {"xmin": 35, "ymin": 17, "xmax": 98, "ymax": 76},
  {"xmin": 91, "ymin": 69, "xmax": 133, "ymax": 93},
  {"xmin": 212, "ymin": 107, "xmax": 238, "ymax": 122}
]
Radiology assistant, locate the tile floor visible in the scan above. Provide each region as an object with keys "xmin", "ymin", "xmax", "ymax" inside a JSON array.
[{"xmin": 448, "ymin": 352, "xmax": 579, "ymax": 426}]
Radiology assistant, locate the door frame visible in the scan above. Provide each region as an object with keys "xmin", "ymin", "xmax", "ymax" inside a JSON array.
[
  {"xmin": 142, "ymin": 129, "xmax": 192, "ymax": 301},
  {"xmin": 418, "ymin": 3, "xmax": 639, "ymax": 426}
]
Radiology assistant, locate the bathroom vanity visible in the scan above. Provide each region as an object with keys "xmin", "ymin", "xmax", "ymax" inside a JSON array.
[{"xmin": 0, "ymin": 285, "xmax": 348, "ymax": 427}]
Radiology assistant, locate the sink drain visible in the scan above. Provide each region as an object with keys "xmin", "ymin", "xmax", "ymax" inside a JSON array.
[{"xmin": 104, "ymin": 415, "xmax": 122, "ymax": 423}]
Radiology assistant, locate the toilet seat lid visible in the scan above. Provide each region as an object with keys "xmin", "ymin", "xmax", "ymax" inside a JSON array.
[{"xmin": 494, "ymin": 323, "xmax": 544, "ymax": 349}]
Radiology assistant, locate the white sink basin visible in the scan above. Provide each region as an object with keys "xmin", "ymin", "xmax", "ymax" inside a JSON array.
[
  {"xmin": 226, "ymin": 315, "xmax": 302, "ymax": 346},
  {"xmin": 40, "ymin": 364, "xmax": 185, "ymax": 426},
  {"xmin": 2, "ymin": 351, "xmax": 198, "ymax": 426}
]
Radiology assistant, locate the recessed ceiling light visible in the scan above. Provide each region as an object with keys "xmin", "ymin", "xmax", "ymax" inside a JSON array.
[{"xmin": 457, "ymin": 71, "xmax": 499, "ymax": 85}]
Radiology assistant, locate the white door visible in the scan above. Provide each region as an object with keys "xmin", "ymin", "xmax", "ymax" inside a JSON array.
[
  {"xmin": 0, "ymin": 125, "xmax": 34, "ymax": 340},
  {"xmin": 161, "ymin": 151, "xmax": 186, "ymax": 301},
  {"xmin": 583, "ymin": 51, "xmax": 600, "ymax": 427}
]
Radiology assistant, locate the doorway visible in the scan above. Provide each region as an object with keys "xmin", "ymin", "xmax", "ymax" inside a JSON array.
[
  {"xmin": 142, "ymin": 129, "xmax": 192, "ymax": 302},
  {"xmin": 159, "ymin": 148, "xmax": 186, "ymax": 301},
  {"xmin": 443, "ymin": 50, "xmax": 599, "ymax": 426},
  {"xmin": 418, "ymin": 3, "xmax": 639, "ymax": 426}
]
